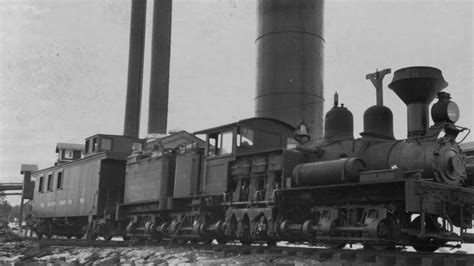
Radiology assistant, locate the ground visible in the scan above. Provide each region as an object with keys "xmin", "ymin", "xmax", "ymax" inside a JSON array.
[{"xmin": 0, "ymin": 232, "xmax": 472, "ymax": 265}]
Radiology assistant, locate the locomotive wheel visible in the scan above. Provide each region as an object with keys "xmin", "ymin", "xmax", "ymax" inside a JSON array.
[
  {"xmin": 412, "ymin": 244, "xmax": 440, "ymax": 252},
  {"xmin": 323, "ymin": 243, "xmax": 346, "ymax": 249},
  {"xmin": 216, "ymin": 237, "xmax": 228, "ymax": 245},
  {"xmin": 240, "ymin": 238, "xmax": 252, "ymax": 245},
  {"xmin": 239, "ymin": 217, "xmax": 252, "ymax": 246},
  {"xmin": 410, "ymin": 215, "xmax": 442, "ymax": 234},
  {"xmin": 266, "ymin": 239, "xmax": 277, "ymax": 247},
  {"xmin": 364, "ymin": 216, "xmax": 399, "ymax": 251},
  {"xmin": 36, "ymin": 222, "xmax": 46, "ymax": 239},
  {"xmin": 174, "ymin": 239, "xmax": 187, "ymax": 245},
  {"xmin": 364, "ymin": 243, "xmax": 395, "ymax": 251},
  {"xmin": 98, "ymin": 224, "xmax": 113, "ymax": 241},
  {"xmin": 44, "ymin": 223, "xmax": 53, "ymax": 239},
  {"xmin": 409, "ymin": 215, "xmax": 443, "ymax": 252},
  {"xmin": 102, "ymin": 232, "xmax": 113, "ymax": 241}
]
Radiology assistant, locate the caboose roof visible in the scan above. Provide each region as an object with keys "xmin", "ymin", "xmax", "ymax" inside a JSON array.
[
  {"xmin": 55, "ymin": 143, "xmax": 85, "ymax": 152},
  {"xmin": 32, "ymin": 151, "xmax": 129, "ymax": 175},
  {"xmin": 20, "ymin": 164, "xmax": 38, "ymax": 174}
]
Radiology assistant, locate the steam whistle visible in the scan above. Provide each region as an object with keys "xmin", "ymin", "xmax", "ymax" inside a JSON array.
[{"xmin": 366, "ymin": 68, "xmax": 391, "ymax": 106}]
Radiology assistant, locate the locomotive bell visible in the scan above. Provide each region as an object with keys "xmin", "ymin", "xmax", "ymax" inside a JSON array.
[{"xmin": 388, "ymin": 66, "xmax": 448, "ymax": 138}]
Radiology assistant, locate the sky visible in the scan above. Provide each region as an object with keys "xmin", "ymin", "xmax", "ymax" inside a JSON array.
[{"xmin": 0, "ymin": 0, "xmax": 473, "ymax": 204}]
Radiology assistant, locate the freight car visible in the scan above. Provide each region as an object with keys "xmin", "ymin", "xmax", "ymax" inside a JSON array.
[{"xmin": 113, "ymin": 66, "xmax": 474, "ymax": 252}]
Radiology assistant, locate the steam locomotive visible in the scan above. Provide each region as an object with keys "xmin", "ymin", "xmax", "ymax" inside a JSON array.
[{"xmin": 30, "ymin": 66, "xmax": 473, "ymax": 252}]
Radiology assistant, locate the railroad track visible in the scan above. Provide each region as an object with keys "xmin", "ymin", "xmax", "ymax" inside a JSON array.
[{"xmin": 30, "ymin": 238, "xmax": 474, "ymax": 266}]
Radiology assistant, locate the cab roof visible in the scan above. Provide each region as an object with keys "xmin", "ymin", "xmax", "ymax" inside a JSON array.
[{"xmin": 193, "ymin": 117, "xmax": 295, "ymax": 135}]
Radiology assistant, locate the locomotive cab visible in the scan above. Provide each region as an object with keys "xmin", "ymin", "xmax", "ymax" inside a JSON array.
[{"xmin": 195, "ymin": 118, "xmax": 297, "ymax": 195}]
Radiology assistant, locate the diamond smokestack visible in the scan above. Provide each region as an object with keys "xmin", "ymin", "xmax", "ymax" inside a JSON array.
[{"xmin": 388, "ymin": 66, "xmax": 448, "ymax": 138}]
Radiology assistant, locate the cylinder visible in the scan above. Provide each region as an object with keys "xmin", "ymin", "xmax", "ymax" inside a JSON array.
[
  {"xmin": 148, "ymin": 0, "xmax": 172, "ymax": 135},
  {"xmin": 123, "ymin": 0, "xmax": 147, "ymax": 138},
  {"xmin": 255, "ymin": 0, "xmax": 325, "ymax": 141},
  {"xmin": 292, "ymin": 158, "xmax": 365, "ymax": 186}
]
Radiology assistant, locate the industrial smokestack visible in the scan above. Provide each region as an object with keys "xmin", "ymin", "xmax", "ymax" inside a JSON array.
[
  {"xmin": 123, "ymin": 0, "xmax": 147, "ymax": 138},
  {"xmin": 255, "ymin": 0, "xmax": 325, "ymax": 141},
  {"xmin": 388, "ymin": 66, "xmax": 448, "ymax": 138},
  {"xmin": 148, "ymin": 0, "xmax": 172, "ymax": 135}
]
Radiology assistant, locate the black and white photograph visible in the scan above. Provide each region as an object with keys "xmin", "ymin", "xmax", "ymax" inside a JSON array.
[{"xmin": 0, "ymin": 0, "xmax": 473, "ymax": 264}]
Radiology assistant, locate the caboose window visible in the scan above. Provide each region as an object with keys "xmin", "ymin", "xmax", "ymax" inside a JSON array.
[
  {"xmin": 85, "ymin": 139, "xmax": 90, "ymax": 154},
  {"xmin": 64, "ymin": 150, "xmax": 73, "ymax": 159},
  {"xmin": 47, "ymin": 174, "xmax": 53, "ymax": 191},
  {"xmin": 38, "ymin": 176, "xmax": 44, "ymax": 192},
  {"xmin": 92, "ymin": 138, "xmax": 98, "ymax": 152},
  {"xmin": 56, "ymin": 172, "xmax": 63, "ymax": 189},
  {"xmin": 101, "ymin": 138, "xmax": 112, "ymax": 151}
]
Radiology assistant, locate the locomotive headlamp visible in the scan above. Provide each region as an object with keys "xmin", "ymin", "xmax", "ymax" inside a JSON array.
[
  {"xmin": 431, "ymin": 92, "xmax": 460, "ymax": 124},
  {"xmin": 445, "ymin": 101, "xmax": 460, "ymax": 123}
]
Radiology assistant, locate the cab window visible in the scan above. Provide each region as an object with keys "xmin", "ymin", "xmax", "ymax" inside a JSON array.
[
  {"xmin": 237, "ymin": 127, "xmax": 254, "ymax": 148},
  {"xmin": 208, "ymin": 130, "xmax": 233, "ymax": 156}
]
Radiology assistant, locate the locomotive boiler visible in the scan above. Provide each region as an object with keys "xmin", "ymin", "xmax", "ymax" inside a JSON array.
[{"xmin": 274, "ymin": 66, "xmax": 473, "ymax": 251}]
